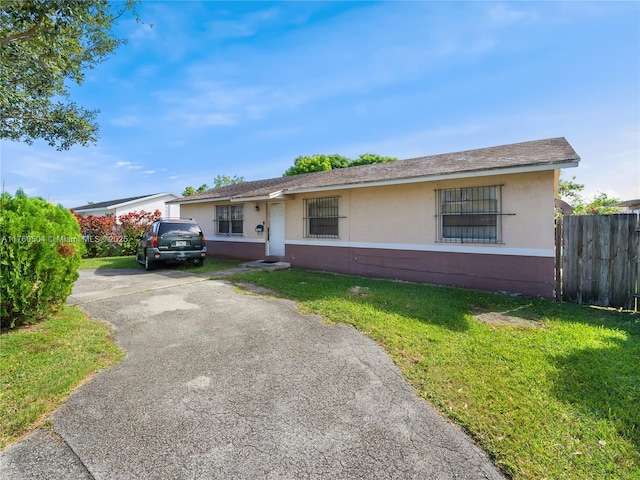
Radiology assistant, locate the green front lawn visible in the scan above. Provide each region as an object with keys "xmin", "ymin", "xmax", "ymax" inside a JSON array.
[
  {"xmin": 80, "ymin": 255, "xmax": 241, "ymax": 273},
  {"xmin": 0, "ymin": 307, "xmax": 125, "ymax": 449},
  {"xmin": 229, "ymin": 269, "xmax": 640, "ymax": 480},
  {"xmin": 80, "ymin": 255, "xmax": 140, "ymax": 269}
]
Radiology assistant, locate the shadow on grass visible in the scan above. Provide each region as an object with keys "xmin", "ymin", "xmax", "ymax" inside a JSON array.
[
  {"xmin": 550, "ymin": 324, "xmax": 640, "ymax": 451},
  {"xmin": 230, "ymin": 267, "xmax": 640, "ymax": 335}
]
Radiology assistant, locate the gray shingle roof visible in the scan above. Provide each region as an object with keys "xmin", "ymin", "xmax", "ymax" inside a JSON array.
[
  {"xmin": 72, "ymin": 193, "xmax": 167, "ymax": 211},
  {"xmin": 173, "ymin": 137, "xmax": 579, "ymax": 204}
]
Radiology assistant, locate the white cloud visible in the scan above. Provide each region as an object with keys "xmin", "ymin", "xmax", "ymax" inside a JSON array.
[
  {"xmin": 204, "ymin": 6, "xmax": 282, "ymax": 39},
  {"xmin": 1, "ymin": 142, "xmax": 118, "ymax": 206},
  {"xmin": 116, "ymin": 161, "xmax": 145, "ymax": 170},
  {"xmin": 111, "ymin": 115, "xmax": 143, "ymax": 127},
  {"xmin": 487, "ymin": 4, "xmax": 530, "ymax": 27},
  {"xmin": 156, "ymin": 81, "xmax": 274, "ymax": 128}
]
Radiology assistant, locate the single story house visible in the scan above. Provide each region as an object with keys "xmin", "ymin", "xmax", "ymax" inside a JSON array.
[
  {"xmin": 614, "ymin": 199, "xmax": 640, "ymax": 213},
  {"xmin": 172, "ymin": 137, "xmax": 580, "ymax": 298},
  {"xmin": 72, "ymin": 193, "xmax": 180, "ymax": 218}
]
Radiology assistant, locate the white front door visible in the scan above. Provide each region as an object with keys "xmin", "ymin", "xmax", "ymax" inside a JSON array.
[{"xmin": 268, "ymin": 202, "xmax": 285, "ymax": 257}]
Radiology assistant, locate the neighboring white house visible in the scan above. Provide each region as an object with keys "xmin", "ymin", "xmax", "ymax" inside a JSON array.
[
  {"xmin": 615, "ymin": 199, "xmax": 640, "ymax": 213},
  {"xmin": 72, "ymin": 193, "xmax": 180, "ymax": 218}
]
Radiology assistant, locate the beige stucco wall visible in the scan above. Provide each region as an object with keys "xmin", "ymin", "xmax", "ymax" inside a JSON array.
[
  {"xmin": 180, "ymin": 169, "xmax": 557, "ymax": 253},
  {"xmin": 286, "ymin": 170, "xmax": 556, "ymax": 251},
  {"xmin": 180, "ymin": 203, "xmax": 216, "ymax": 237},
  {"xmin": 181, "ymin": 200, "xmax": 268, "ymax": 241}
]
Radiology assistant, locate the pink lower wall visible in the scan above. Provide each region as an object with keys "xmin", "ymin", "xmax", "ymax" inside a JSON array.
[
  {"xmin": 206, "ymin": 240, "xmax": 555, "ymax": 298},
  {"xmin": 206, "ymin": 240, "xmax": 264, "ymax": 259}
]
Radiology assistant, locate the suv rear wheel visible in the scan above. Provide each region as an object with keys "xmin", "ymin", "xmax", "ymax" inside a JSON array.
[
  {"xmin": 144, "ymin": 253, "xmax": 156, "ymax": 271},
  {"xmin": 191, "ymin": 258, "xmax": 204, "ymax": 267}
]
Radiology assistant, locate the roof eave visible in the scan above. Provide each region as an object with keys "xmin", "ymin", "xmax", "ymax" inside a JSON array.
[
  {"xmin": 175, "ymin": 190, "xmax": 289, "ymax": 204},
  {"xmin": 231, "ymin": 190, "xmax": 287, "ymax": 202},
  {"xmin": 73, "ymin": 206, "xmax": 115, "ymax": 213},
  {"xmin": 172, "ymin": 196, "xmax": 232, "ymax": 205},
  {"xmin": 111, "ymin": 193, "xmax": 177, "ymax": 209}
]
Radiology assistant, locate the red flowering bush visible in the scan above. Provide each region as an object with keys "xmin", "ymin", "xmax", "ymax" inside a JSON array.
[
  {"xmin": 117, "ymin": 209, "xmax": 162, "ymax": 255},
  {"xmin": 73, "ymin": 213, "xmax": 116, "ymax": 257},
  {"xmin": 73, "ymin": 209, "xmax": 161, "ymax": 257}
]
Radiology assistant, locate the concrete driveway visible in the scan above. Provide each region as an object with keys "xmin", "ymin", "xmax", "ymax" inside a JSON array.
[{"xmin": 1, "ymin": 269, "xmax": 504, "ymax": 479}]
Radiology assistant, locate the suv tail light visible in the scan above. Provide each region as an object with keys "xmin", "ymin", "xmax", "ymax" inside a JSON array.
[
  {"xmin": 152, "ymin": 236, "xmax": 158, "ymax": 247},
  {"xmin": 200, "ymin": 233, "xmax": 205, "ymax": 247}
]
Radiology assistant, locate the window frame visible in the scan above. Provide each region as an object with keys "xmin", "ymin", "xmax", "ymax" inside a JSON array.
[
  {"xmin": 304, "ymin": 196, "xmax": 340, "ymax": 238},
  {"xmin": 215, "ymin": 204, "xmax": 244, "ymax": 236},
  {"xmin": 436, "ymin": 185, "xmax": 503, "ymax": 244}
]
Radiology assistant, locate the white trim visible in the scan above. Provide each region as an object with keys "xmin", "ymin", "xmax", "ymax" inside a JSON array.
[
  {"xmin": 176, "ymin": 196, "xmax": 231, "ymax": 205},
  {"xmin": 73, "ymin": 206, "xmax": 114, "ymax": 214},
  {"xmin": 285, "ymin": 239, "xmax": 554, "ymax": 257},
  {"xmin": 230, "ymin": 196, "xmax": 269, "ymax": 202},
  {"xmin": 205, "ymin": 236, "xmax": 264, "ymax": 243},
  {"xmin": 76, "ymin": 193, "xmax": 179, "ymax": 212},
  {"xmin": 110, "ymin": 193, "xmax": 178, "ymax": 209},
  {"xmin": 194, "ymin": 191, "xmax": 287, "ymax": 204}
]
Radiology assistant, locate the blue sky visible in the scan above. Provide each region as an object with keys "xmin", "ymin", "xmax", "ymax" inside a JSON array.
[{"xmin": 1, "ymin": 1, "xmax": 639, "ymax": 208}]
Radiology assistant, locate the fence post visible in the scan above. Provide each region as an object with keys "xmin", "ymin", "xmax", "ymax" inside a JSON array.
[
  {"xmin": 635, "ymin": 214, "xmax": 640, "ymax": 313},
  {"xmin": 555, "ymin": 216, "xmax": 563, "ymax": 302}
]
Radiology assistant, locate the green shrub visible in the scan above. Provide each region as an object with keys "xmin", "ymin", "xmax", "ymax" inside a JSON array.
[{"xmin": 0, "ymin": 190, "xmax": 85, "ymax": 329}]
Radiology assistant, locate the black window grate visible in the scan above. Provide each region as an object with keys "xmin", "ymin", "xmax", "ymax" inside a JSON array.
[
  {"xmin": 304, "ymin": 197, "xmax": 339, "ymax": 238},
  {"xmin": 215, "ymin": 205, "xmax": 243, "ymax": 235},
  {"xmin": 437, "ymin": 186, "xmax": 502, "ymax": 243}
]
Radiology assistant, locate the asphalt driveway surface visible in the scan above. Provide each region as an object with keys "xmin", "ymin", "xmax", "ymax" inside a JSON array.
[{"xmin": 1, "ymin": 269, "xmax": 504, "ymax": 479}]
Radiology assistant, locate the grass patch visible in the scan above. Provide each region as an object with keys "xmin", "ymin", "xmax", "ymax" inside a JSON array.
[
  {"xmin": 0, "ymin": 307, "xmax": 124, "ymax": 449},
  {"xmin": 80, "ymin": 256, "xmax": 241, "ymax": 274},
  {"xmin": 80, "ymin": 255, "xmax": 139, "ymax": 269},
  {"xmin": 181, "ymin": 257, "xmax": 242, "ymax": 274},
  {"xmin": 228, "ymin": 269, "xmax": 640, "ymax": 480}
]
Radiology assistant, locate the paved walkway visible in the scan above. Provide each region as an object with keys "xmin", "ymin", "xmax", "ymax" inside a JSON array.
[{"xmin": 1, "ymin": 269, "xmax": 504, "ymax": 479}]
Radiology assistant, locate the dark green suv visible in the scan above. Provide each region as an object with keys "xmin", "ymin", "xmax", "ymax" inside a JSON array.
[{"xmin": 136, "ymin": 218, "xmax": 207, "ymax": 271}]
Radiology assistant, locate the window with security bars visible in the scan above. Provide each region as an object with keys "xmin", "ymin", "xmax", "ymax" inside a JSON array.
[
  {"xmin": 437, "ymin": 186, "xmax": 502, "ymax": 243},
  {"xmin": 216, "ymin": 205, "xmax": 243, "ymax": 235},
  {"xmin": 305, "ymin": 197, "xmax": 339, "ymax": 238}
]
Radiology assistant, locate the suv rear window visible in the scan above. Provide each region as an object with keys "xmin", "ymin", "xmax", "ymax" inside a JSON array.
[{"xmin": 158, "ymin": 222, "xmax": 202, "ymax": 236}]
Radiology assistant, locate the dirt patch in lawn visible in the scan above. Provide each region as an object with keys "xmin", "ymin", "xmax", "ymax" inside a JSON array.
[{"xmin": 471, "ymin": 307, "xmax": 546, "ymax": 328}]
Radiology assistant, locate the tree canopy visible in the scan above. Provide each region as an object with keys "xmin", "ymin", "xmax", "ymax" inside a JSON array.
[
  {"xmin": 283, "ymin": 153, "xmax": 396, "ymax": 176},
  {"xmin": 182, "ymin": 174, "xmax": 244, "ymax": 196},
  {"xmin": 0, "ymin": 0, "xmax": 139, "ymax": 150},
  {"xmin": 558, "ymin": 175, "xmax": 620, "ymax": 215}
]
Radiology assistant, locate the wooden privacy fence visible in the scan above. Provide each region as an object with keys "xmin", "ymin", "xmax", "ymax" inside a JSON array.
[{"xmin": 556, "ymin": 213, "xmax": 640, "ymax": 310}]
